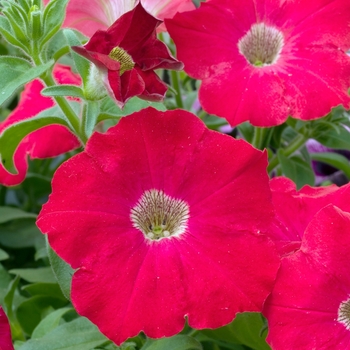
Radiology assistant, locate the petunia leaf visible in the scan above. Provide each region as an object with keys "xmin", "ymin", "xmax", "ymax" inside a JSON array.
[
  {"xmin": 0, "ymin": 249, "xmax": 9, "ymax": 261},
  {"xmin": 313, "ymin": 126, "xmax": 350, "ymax": 150},
  {"xmin": 0, "ymin": 219, "xmax": 42, "ymax": 249},
  {"xmin": 143, "ymin": 335, "xmax": 202, "ymax": 350},
  {"xmin": 41, "ymin": 0, "xmax": 69, "ymax": 47},
  {"xmin": 16, "ymin": 295, "xmax": 68, "ymax": 335},
  {"xmin": 0, "ymin": 105, "xmax": 73, "ymax": 174},
  {"xmin": 9, "ymin": 268, "xmax": 56, "ymax": 284},
  {"xmin": 17, "ymin": 317, "xmax": 108, "ymax": 350},
  {"xmin": 310, "ymin": 152, "xmax": 350, "ymax": 179},
  {"xmin": 63, "ymin": 29, "xmax": 90, "ymax": 86},
  {"xmin": 41, "ymin": 85, "xmax": 85, "ymax": 99},
  {"xmin": 277, "ymin": 151, "xmax": 315, "ymax": 189},
  {"xmin": 202, "ymin": 312, "xmax": 270, "ymax": 350},
  {"xmin": 0, "ymin": 16, "xmax": 27, "ymax": 51},
  {"xmin": 0, "ymin": 57, "xmax": 54, "ymax": 106},
  {"xmin": 31, "ymin": 307, "xmax": 73, "ymax": 339},
  {"xmin": 98, "ymin": 96, "xmax": 166, "ymax": 122},
  {"xmin": 0, "ymin": 206, "xmax": 37, "ymax": 224},
  {"xmin": 46, "ymin": 238, "xmax": 74, "ymax": 301}
]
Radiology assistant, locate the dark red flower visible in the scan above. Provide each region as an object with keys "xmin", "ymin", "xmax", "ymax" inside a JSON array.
[
  {"xmin": 0, "ymin": 65, "xmax": 81, "ymax": 186},
  {"xmin": 37, "ymin": 108, "xmax": 279, "ymax": 345},
  {"xmin": 0, "ymin": 307, "xmax": 14, "ymax": 350},
  {"xmin": 73, "ymin": 3, "xmax": 183, "ymax": 108}
]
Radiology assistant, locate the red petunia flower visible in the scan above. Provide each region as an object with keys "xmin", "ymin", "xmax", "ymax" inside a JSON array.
[
  {"xmin": 269, "ymin": 177, "xmax": 350, "ymax": 254},
  {"xmin": 72, "ymin": 3, "xmax": 183, "ymax": 108},
  {"xmin": 37, "ymin": 108, "xmax": 279, "ymax": 345},
  {"xmin": 0, "ymin": 65, "xmax": 81, "ymax": 186},
  {"xmin": 264, "ymin": 205, "xmax": 350, "ymax": 349},
  {"xmin": 0, "ymin": 306, "xmax": 14, "ymax": 350},
  {"xmin": 166, "ymin": 0, "xmax": 350, "ymax": 127},
  {"xmin": 53, "ymin": 0, "xmax": 195, "ymax": 37}
]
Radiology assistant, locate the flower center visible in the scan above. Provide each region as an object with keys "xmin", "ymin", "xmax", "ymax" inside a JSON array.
[
  {"xmin": 238, "ymin": 23, "xmax": 284, "ymax": 67},
  {"xmin": 108, "ymin": 47, "xmax": 135, "ymax": 75},
  {"xmin": 130, "ymin": 189, "xmax": 190, "ymax": 241},
  {"xmin": 338, "ymin": 298, "xmax": 350, "ymax": 330}
]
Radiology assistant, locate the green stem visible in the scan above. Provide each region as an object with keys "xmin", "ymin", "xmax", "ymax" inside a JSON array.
[
  {"xmin": 41, "ymin": 72, "xmax": 83, "ymax": 140},
  {"xmin": 252, "ymin": 127, "xmax": 264, "ymax": 149},
  {"xmin": 267, "ymin": 134, "xmax": 307, "ymax": 173},
  {"xmin": 31, "ymin": 54, "xmax": 85, "ymax": 144},
  {"xmin": 170, "ymin": 70, "xmax": 184, "ymax": 108}
]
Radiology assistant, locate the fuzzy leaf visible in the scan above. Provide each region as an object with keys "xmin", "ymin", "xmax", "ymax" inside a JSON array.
[
  {"xmin": 0, "ymin": 57, "xmax": 53, "ymax": 106},
  {"xmin": 0, "ymin": 105, "xmax": 71, "ymax": 174}
]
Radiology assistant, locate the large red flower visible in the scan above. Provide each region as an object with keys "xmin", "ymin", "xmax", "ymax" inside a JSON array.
[
  {"xmin": 56, "ymin": 0, "xmax": 194, "ymax": 37},
  {"xmin": 0, "ymin": 307, "xmax": 14, "ymax": 350},
  {"xmin": 0, "ymin": 65, "xmax": 81, "ymax": 186},
  {"xmin": 73, "ymin": 3, "xmax": 183, "ymax": 108},
  {"xmin": 166, "ymin": 0, "xmax": 350, "ymax": 127},
  {"xmin": 269, "ymin": 177, "xmax": 350, "ymax": 254},
  {"xmin": 264, "ymin": 205, "xmax": 350, "ymax": 349},
  {"xmin": 37, "ymin": 108, "xmax": 279, "ymax": 345}
]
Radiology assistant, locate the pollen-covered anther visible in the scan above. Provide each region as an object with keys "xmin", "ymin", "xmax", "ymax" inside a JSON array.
[
  {"xmin": 108, "ymin": 46, "xmax": 135, "ymax": 75},
  {"xmin": 238, "ymin": 23, "xmax": 284, "ymax": 67},
  {"xmin": 338, "ymin": 298, "xmax": 350, "ymax": 330},
  {"xmin": 130, "ymin": 189, "xmax": 190, "ymax": 241}
]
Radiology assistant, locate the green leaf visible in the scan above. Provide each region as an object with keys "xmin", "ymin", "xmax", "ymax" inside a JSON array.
[
  {"xmin": 99, "ymin": 96, "xmax": 166, "ymax": 123},
  {"xmin": 9, "ymin": 267, "xmax": 56, "ymax": 283},
  {"xmin": 32, "ymin": 307, "xmax": 73, "ymax": 339},
  {"xmin": 22, "ymin": 283, "xmax": 66, "ymax": 301},
  {"xmin": 143, "ymin": 335, "xmax": 202, "ymax": 350},
  {"xmin": 202, "ymin": 313, "xmax": 270, "ymax": 350},
  {"xmin": 0, "ymin": 58, "xmax": 53, "ymax": 106},
  {"xmin": 310, "ymin": 152, "xmax": 350, "ymax": 179},
  {"xmin": 0, "ymin": 206, "xmax": 37, "ymax": 224},
  {"xmin": 84, "ymin": 100, "xmax": 100, "ymax": 138},
  {"xmin": 41, "ymin": 0, "xmax": 69, "ymax": 47},
  {"xmin": 47, "ymin": 238, "xmax": 74, "ymax": 301},
  {"xmin": 63, "ymin": 29, "xmax": 90, "ymax": 86},
  {"xmin": 314, "ymin": 127, "xmax": 350, "ymax": 150},
  {"xmin": 0, "ymin": 17, "xmax": 27, "ymax": 51},
  {"xmin": 42, "ymin": 85, "xmax": 85, "ymax": 99},
  {"xmin": 0, "ymin": 248, "xmax": 9, "ymax": 261},
  {"xmin": 0, "ymin": 105, "xmax": 71, "ymax": 174},
  {"xmin": 18, "ymin": 317, "xmax": 108, "ymax": 350},
  {"xmin": 16, "ymin": 295, "xmax": 68, "ymax": 335},
  {"xmin": 0, "ymin": 219, "xmax": 43, "ymax": 248},
  {"xmin": 277, "ymin": 151, "xmax": 315, "ymax": 189},
  {"xmin": 45, "ymin": 29, "xmax": 70, "ymax": 61}
]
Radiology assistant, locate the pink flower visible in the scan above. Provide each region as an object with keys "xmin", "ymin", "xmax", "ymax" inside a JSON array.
[
  {"xmin": 0, "ymin": 307, "xmax": 14, "ymax": 350},
  {"xmin": 73, "ymin": 3, "xmax": 183, "ymax": 108},
  {"xmin": 166, "ymin": 0, "xmax": 350, "ymax": 127},
  {"xmin": 56, "ymin": 0, "xmax": 194, "ymax": 37},
  {"xmin": 269, "ymin": 177, "xmax": 350, "ymax": 254},
  {"xmin": 0, "ymin": 65, "xmax": 81, "ymax": 186},
  {"xmin": 37, "ymin": 108, "xmax": 279, "ymax": 345},
  {"xmin": 264, "ymin": 205, "xmax": 350, "ymax": 349}
]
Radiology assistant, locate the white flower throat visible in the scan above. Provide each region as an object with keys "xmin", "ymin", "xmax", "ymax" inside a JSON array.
[
  {"xmin": 238, "ymin": 23, "xmax": 284, "ymax": 67},
  {"xmin": 130, "ymin": 189, "xmax": 190, "ymax": 241},
  {"xmin": 338, "ymin": 298, "xmax": 350, "ymax": 330}
]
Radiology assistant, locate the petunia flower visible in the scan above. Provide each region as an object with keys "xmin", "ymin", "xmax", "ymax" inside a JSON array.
[
  {"xmin": 166, "ymin": 0, "xmax": 350, "ymax": 127},
  {"xmin": 37, "ymin": 108, "xmax": 280, "ymax": 345},
  {"xmin": 54, "ymin": 0, "xmax": 195, "ymax": 37},
  {"xmin": 264, "ymin": 205, "xmax": 350, "ymax": 349},
  {"xmin": 0, "ymin": 65, "xmax": 81, "ymax": 186},
  {"xmin": 0, "ymin": 306, "xmax": 14, "ymax": 350},
  {"xmin": 269, "ymin": 176, "xmax": 350, "ymax": 254},
  {"xmin": 72, "ymin": 3, "xmax": 183, "ymax": 108}
]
